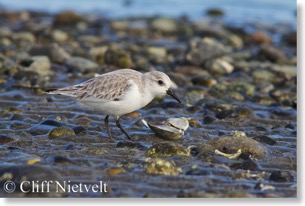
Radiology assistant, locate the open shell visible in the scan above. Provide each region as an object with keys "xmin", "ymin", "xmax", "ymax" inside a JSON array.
[{"xmin": 147, "ymin": 117, "xmax": 189, "ymax": 140}]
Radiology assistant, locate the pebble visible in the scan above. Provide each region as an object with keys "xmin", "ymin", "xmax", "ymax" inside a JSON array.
[
  {"xmin": 151, "ymin": 18, "xmax": 177, "ymax": 33},
  {"xmin": 48, "ymin": 127, "xmax": 75, "ymax": 139},
  {"xmin": 145, "ymin": 158, "xmax": 181, "ymax": 176},
  {"xmin": 19, "ymin": 56, "xmax": 52, "ymax": 76},
  {"xmin": 185, "ymin": 168, "xmax": 211, "ymax": 175},
  {"xmin": 186, "ymin": 37, "xmax": 230, "ymax": 66},
  {"xmin": 253, "ymin": 135, "xmax": 277, "ymax": 145},
  {"xmin": 0, "ymin": 135, "xmax": 15, "ymax": 144},
  {"xmin": 250, "ymin": 32, "xmax": 272, "ymax": 44},
  {"xmin": 107, "ymin": 168, "xmax": 124, "ymax": 176},
  {"xmin": 54, "ymin": 10, "xmax": 84, "ymax": 25},
  {"xmin": 47, "ymin": 155, "xmax": 76, "ymax": 165},
  {"xmin": 259, "ymin": 45, "xmax": 287, "ymax": 63},
  {"xmin": 12, "ymin": 32, "xmax": 36, "ymax": 43},
  {"xmin": 52, "ymin": 29, "xmax": 69, "ymax": 42},
  {"xmin": 269, "ymin": 171, "xmax": 294, "ymax": 182},
  {"xmin": 208, "ymin": 134, "xmax": 269, "ymax": 158},
  {"xmin": 230, "ymin": 159, "xmax": 260, "ymax": 170},
  {"xmin": 65, "ymin": 56, "xmax": 98, "ymax": 73},
  {"xmin": 146, "ymin": 142, "xmax": 190, "ymax": 158}
]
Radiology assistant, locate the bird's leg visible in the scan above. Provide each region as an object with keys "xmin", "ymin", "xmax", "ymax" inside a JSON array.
[
  {"xmin": 104, "ymin": 115, "xmax": 113, "ymax": 139},
  {"xmin": 116, "ymin": 117, "xmax": 133, "ymax": 141}
]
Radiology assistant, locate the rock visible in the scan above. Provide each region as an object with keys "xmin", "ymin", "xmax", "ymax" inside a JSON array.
[
  {"xmin": 110, "ymin": 20, "xmax": 129, "ymax": 31},
  {"xmin": 89, "ymin": 46, "xmax": 108, "ymax": 64},
  {"xmin": 50, "ymin": 44, "xmax": 71, "ymax": 63},
  {"xmin": 258, "ymin": 45, "xmax": 287, "ymax": 63},
  {"xmin": 227, "ymin": 34, "xmax": 243, "ymax": 49},
  {"xmin": 226, "ymin": 191, "xmax": 255, "ymax": 198},
  {"xmin": 282, "ymin": 31, "xmax": 296, "ymax": 46},
  {"xmin": 72, "ymin": 126, "xmax": 86, "ymax": 135},
  {"xmin": 47, "ymin": 155, "xmax": 76, "ymax": 165},
  {"xmin": 269, "ymin": 171, "xmax": 294, "ymax": 182},
  {"xmin": 206, "ymin": 8, "xmax": 225, "ymax": 16},
  {"xmin": 253, "ymin": 135, "xmax": 277, "ymax": 145},
  {"xmin": 228, "ymin": 82, "xmax": 256, "ymax": 97},
  {"xmin": 203, "ymin": 115, "xmax": 216, "ymax": 124},
  {"xmin": 0, "ymin": 135, "xmax": 15, "ymax": 144},
  {"xmin": 208, "ymin": 134, "xmax": 269, "ymax": 158},
  {"xmin": 28, "ymin": 124, "xmax": 55, "ymax": 136},
  {"xmin": 230, "ymin": 159, "xmax": 259, "ymax": 170},
  {"xmin": 10, "ymin": 114, "xmax": 24, "ymax": 121},
  {"xmin": 146, "ymin": 142, "xmax": 190, "ymax": 157},
  {"xmin": 0, "ymin": 165, "xmax": 65, "ymax": 197},
  {"xmin": 0, "ymin": 26, "xmax": 12, "ymax": 37},
  {"xmin": 54, "ymin": 10, "xmax": 83, "ymax": 25},
  {"xmin": 186, "ymin": 37, "xmax": 230, "ymax": 66},
  {"xmin": 145, "ymin": 158, "xmax": 181, "ymax": 175},
  {"xmin": 205, "ymin": 58, "xmax": 234, "ymax": 75},
  {"xmin": 250, "ymin": 32, "xmax": 272, "ymax": 44},
  {"xmin": 12, "ymin": 32, "xmax": 36, "ymax": 43},
  {"xmin": 52, "ymin": 29, "xmax": 69, "ymax": 42},
  {"xmin": 188, "ymin": 118, "xmax": 201, "ymax": 127},
  {"xmin": 185, "ymin": 168, "xmax": 211, "ymax": 175},
  {"xmin": 10, "ymin": 120, "xmax": 30, "ymax": 130},
  {"xmin": 65, "ymin": 56, "xmax": 98, "ymax": 73},
  {"xmin": 84, "ymin": 147, "xmax": 106, "ymax": 155},
  {"xmin": 147, "ymin": 46, "xmax": 167, "ymax": 58},
  {"xmin": 48, "ymin": 127, "xmax": 75, "ymax": 139},
  {"xmin": 191, "ymin": 75, "xmax": 217, "ymax": 87},
  {"xmin": 107, "ymin": 168, "xmax": 124, "ymax": 176},
  {"xmin": 19, "ymin": 56, "xmax": 51, "ymax": 76},
  {"xmin": 104, "ymin": 48, "xmax": 132, "ymax": 68},
  {"xmin": 252, "ymin": 69, "xmax": 275, "ymax": 83},
  {"xmin": 151, "ymin": 18, "xmax": 177, "ymax": 33},
  {"xmin": 270, "ymin": 65, "xmax": 297, "ymax": 80},
  {"xmin": 40, "ymin": 119, "xmax": 63, "ymax": 127}
]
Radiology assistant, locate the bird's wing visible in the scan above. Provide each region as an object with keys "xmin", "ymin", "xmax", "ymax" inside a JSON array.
[{"xmin": 48, "ymin": 74, "xmax": 133, "ymax": 102}]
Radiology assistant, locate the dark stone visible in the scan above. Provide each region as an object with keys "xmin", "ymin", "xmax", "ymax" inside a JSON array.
[
  {"xmin": 28, "ymin": 124, "xmax": 55, "ymax": 136},
  {"xmin": 185, "ymin": 168, "xmax": 211, "ymax": 176},
  {"xmin": 215, "ymin": 109, "xmax": 234, "ymax": 119},
  {"xmin": 0, "ymin": 135, "xmax": 15, "ymax": 144},
  {"xmin": 73, "ymin": 126, "xmax": 86, "ymax": 134},
  {"xmin": 253, "ymin": 135, "xmax": 277, "ymax": 145},
  {"xmin": 0, "ymin": 165, "xmax": 65, "ymax": 197},
  {"xmin": 269, "ymin": 171, "xmax": 294, "ymax": 182},
  {"xmin": 190, "ymin": 146, "xmax": 201, "ymax": 156},
  {"xmin": 230, "ymin": 160, "xmax": 259, "ymax": 170},
  {"xmin": 40, "ymin": 119, "xmax": 63, "ymax": 127},
  {"xmin": 47, "ymin": 155, "xmax": 76, "ymax": 165},
  {"xmin": 203, "ymin": 115, "xmax": 216, "ymax": 124},
  {"xmin": 10, "ymin": 114, "xmax": 24, "ymax": 121},
  {"xmin": 7, "ymin": 146, "xmax": 20, "ymax": 150}
]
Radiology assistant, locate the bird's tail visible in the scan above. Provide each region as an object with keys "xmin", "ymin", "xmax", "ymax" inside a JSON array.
[{"xmin": 46, "ymin": 86, "xmax": 78, "ymax": 97}]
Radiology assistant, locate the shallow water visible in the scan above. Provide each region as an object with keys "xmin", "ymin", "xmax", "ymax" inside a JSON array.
[{"xmin": 0, "ymin": 0, "xmax": 296, "ymax": 25}]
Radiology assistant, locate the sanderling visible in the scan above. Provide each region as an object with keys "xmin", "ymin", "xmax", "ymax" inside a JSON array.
[{"xmin": 47, "ymin": 69, "xmax": 182, "ymax": 140}]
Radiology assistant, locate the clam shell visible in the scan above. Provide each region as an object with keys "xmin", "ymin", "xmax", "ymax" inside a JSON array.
[{"xmin": 147, "ymin": 117, "xmax": 189, "ymax": 140}]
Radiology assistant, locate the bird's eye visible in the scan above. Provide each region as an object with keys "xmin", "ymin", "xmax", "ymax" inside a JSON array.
[{"xmin": 158, "ymin": 80, "xmax": 164, "ymax": 86}]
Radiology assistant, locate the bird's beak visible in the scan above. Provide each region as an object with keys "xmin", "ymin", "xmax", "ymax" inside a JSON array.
[{"xmin": 166, "ymin": 89, "xmax": 183, "ymax": 105}]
